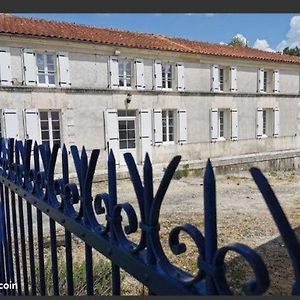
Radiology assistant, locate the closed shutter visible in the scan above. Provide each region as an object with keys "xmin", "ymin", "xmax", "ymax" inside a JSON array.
[
  {"xmin": 231, "ymin": 109, "xmax": 238, "ymax": 141},
  {"xmin": 140, "ymin": 109, "xmax": 152, "ymax": 162},
  {"xmin": 23, "ymin": 49, "xmax": 36, "ymax": 86},
  {"xmin": 256, "ymin": 108, "xmax": 263, "ymax": 138},
  {"xmin": 58, "ymin": 52, "xmax": 71, "ymax": 87},
  {"xmin": 177, "ymin": 109, "xmax": 187, "ymax": 144},
  {"xmin": 153, "ymin": 109, "xmax": 162, "ymax": 145},
  {"xmin": 154, "ymin": 60, "xmax": 162, "ymax": 90},
  {"xmin": 108, "ymin": 56, "xmax": 119, "ymax": 88},
  {"xmin": 273, "ymin": 107, "xmax": 280, "ymax": 137},
  {"xmin": 211, "ymin": 108, "xmax": 218, "ymax": 141},
  {"xmin": 211, "ymin": 65, "xmax": 219, "ymax": 92},
  {"xmin": 3, "ymin": 109, "xmax": 19, "ymax": 139},
  {"xmin": 104, "ymin": 109, "xmax": 119, "ymax": 165},
  {"xmin": 176, "ymin": 62, "xmax": 185, "ymax": 91},
  {"xmin": 273, "ymin": 70, "xmax": 280, "ymax": 93},
  {"xmin": 0, "ymin": 48, "xmax": 12, "ymax": 86},
  {"xmin": 230, "ymin": 66, "xmax": 237, "ymax": 92},
  {"xmin": 135, "ymin": 59, "xmax": 145, "ymax": 90},
  {"xmin": 24, "ymin": 109, "xmax": 40, "ymax": 143},
  {"xmin": 258, "ymin": 68, "xmax": 264, "ymax": 92}
]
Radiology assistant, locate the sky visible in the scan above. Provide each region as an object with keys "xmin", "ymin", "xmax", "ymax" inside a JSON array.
[{"xmin": 14, "ymin": 13, "xmax": 300, "ymax": 52}]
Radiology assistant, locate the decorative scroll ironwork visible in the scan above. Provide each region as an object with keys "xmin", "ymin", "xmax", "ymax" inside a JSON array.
[{"xmin": 0, "ymin": 137, "xmax": 299, "ymax": 295}]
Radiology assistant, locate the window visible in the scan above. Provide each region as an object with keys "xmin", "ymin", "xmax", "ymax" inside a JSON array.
[
  {"xmin": 118, "ymin": 110, "xmax": 136, "ymax": 149},
  {"xmin": 39, "ymin": 111, "xmax": 61, "ymax": 147},
  {"xmin": 263, "ymin": 71, "xmax": 268, "ymax": 92},
  {"xmin": 219, "ymin": 110, "xmax": 225, "ymax": 137},
  {"xmin": 36, "ymin": 53, "xmax": 56, "ymax": 86},
  {"xmin": 118, "ymin": 60, "xmax": 132, "ymax": 88},
  {"xmin": 262, "ymin": 109, "xmax": 267, "ymax": 135},
  {"xmin": 162, "ymin": 110, "xmax": 175, "ymax": 142},
  {"xmin": 219, "ymin": 68, "xmax": 224, "ymax": 91},
  {"xmin": 162, "ymin": 63, "xmax": 172, "ymax": 89},
  {"xmin": 262, "ymin": 108, "xmax": 274, "ymax": 137}
]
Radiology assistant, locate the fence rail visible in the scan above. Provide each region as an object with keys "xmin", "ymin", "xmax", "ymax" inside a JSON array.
[{"xmin": 0, "ymin": 138, "xmax": 299, "ymax": 295}]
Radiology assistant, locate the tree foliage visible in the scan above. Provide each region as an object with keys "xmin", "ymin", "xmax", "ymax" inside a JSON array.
[
  {"xmin": 228, "ymin": 36, "xmax": 247, "ymax": 48},
  {"xmin": 283, "ymin": 46, "xmax": 300, "ymax": 56}
]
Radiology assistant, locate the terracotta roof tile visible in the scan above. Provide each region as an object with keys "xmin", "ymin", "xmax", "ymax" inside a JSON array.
[{"xmin": 1, "ymin": 14, "xmax": 300, "ymax": 65}]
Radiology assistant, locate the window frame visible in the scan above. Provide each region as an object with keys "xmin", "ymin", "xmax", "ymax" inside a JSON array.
[
  {"xmin": 219, "ymin": 68, "xmax": 225, "ymax": 92},
  {"xmin": 161, "ymin": 63, "xmax": 173, "ymax": 91},
  {"xmin": 162, "ymin": 109, "xmax": 176, "ymax": 144},
  {"xmin": 118, "ymin": 60, "xmax": 133, "ymax": 90},
  {"xmin": 262, "ymin": 108, "xmax": 274, "ymax": 138},
  {"xmin": 39, "ymin": 110, "xmax": 62, "ymax": 148},
  {"xmin": 263, "ymin": 71, "xmax": 268, "ymax": 93},
  {"xmin": 117, "ymin": 110, "xmax": 137, "ymax": 150},
  {"xmin": 36, "ymin": 52, "xmax": 57, "ymax": 88}
]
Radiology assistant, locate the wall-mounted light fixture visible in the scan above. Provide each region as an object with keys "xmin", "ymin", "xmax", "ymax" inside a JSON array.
[
  {"xmin": 126, "ymin": 93, "xmax": 132, "ymax": 104},
  {"xmin": 114, "ymin": 49, "xmax": 121, "ymax": 56}
]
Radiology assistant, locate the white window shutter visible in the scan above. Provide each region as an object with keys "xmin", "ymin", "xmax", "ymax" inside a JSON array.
[
  {"xmin": 0, "ymin": 48, "xmax": 12, "ymax": 86},
  {"xmin": 3, "ymin": 109, "xmax": 19, "ymax": 139},
  {"xmin": 24, "ymin": 109, "xmax": 40, "ymax": 143},
  {"xmin": 230, "ymin": 66, "xmax": 237, "ymax": 92},
  {"xmin": 258, "ymin": 68, "xmax": 264, "ymax": 92},
  {"xmin": 231, "ymin": 109, "xmax": 238, "ymax": 141},
  {"xmin": 256, "ymin": 108, "xmax": 263, "ymax": 138},
  {"xmin": 109, "ymin": 56, "xmax": 119, "ymax": 88},
  {"xmin": 154, "ymin": 60, "xmax": 162, "ymax": 90},
  {"xmin": 211, "ymin": 108, "xmax": 218, "ymax": 141},
  {"xmin": 140, "ymin": 109, "xmax": 152, "ymax": 162},
  {"xmin": 104, "ymin": 109, "xmax": 119, "ymax": 165},
  {"xmin": 176, "ymin": 62, "xmax": 185, "ymax": 91},
  {"xmin": 177, "ymin": 109, "xmax": 187, "ymax": 144},
  {"xmin": 58, "ymin": 52, "xmax": 71, "ymax": 87},
  {"xmin": 273, "ymin": 70, "xmax": 280, "ymax": 93},
  {"xmin": 153, "ymin": 109, "xmax": 162, "ymax": 145},
  {"xmin": 273, "ymin": 107, "xmax": 280, "ymax": 137},
  {"xmin": 135, "ymin": 59, "xmax": 145, "ymax": 90},
  {"xmin": 211, "ymin": 65, "xmax": 219, "ymax": 92},
  {"xmin": 23, "ymin": 49, "xmax": 36, "ymax": 86}
]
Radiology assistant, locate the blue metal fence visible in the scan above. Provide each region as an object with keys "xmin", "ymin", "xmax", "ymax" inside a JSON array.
[{"xmin": 0, "ymin": 137, "xmax": 299, "ymax": 295}]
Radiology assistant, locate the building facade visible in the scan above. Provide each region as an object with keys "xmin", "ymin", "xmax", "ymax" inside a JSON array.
[{"xmin": 0, "ymin": 14, "xmax": 299, "ymax": 170}]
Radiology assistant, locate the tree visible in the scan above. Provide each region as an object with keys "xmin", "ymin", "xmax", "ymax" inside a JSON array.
[
  {"xmin": 283, "ymin": 46, "xmax": 300, "ymax": 56},
  {"xmin": 228, "ymin": 36, "xmax": 247, "ymax": 48}
]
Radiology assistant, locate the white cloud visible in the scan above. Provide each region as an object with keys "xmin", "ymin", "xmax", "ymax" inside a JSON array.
[
  {"xmin": 232, "ymin": 33, "xmax": 248, "ymax": 46},
  {"xmin": 253, "ymin": 39, "xmax": 275, "ymax": 52},
  {"xmin": 219, "ymin": 41, "xmax": 227, "ymax": 45},
  {"xmin": 277, "ymin": 15, "xmax": 300, "ymax": 51}
]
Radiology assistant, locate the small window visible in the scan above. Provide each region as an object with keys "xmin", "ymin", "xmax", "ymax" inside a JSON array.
[
  {"xmin": 263, "ymin": 71, "xmax": 268, "ymax": 92},
  {"xmin": 217, "ymin": 109, "xmax": 230, "ymax": 140},
  {"xmin": 219, "ymin": 68, "xmax": 224, "ymax": 91},
  {"xmin": 118, "ymin": 60, "xmax": 132, "ymax": 88},
  {"xmin": 39, "ymin": 110, "xmax": 61, "ymax": 147},
  {"xmin": 162, "ymin": 110, "xmax": 175, "ymax": 142},
  {"xmin": 262, "ymin": 108, "xmax": 274, "ymax": 137},
  {"xmin": 36, "ymin": 53, "xmax": 57, "ymax": 87},
  {"xmin": 162, "ymin": 64, "xmax": 172, "ymax": 89}
]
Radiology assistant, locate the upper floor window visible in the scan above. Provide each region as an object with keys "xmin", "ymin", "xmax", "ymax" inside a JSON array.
[
  {"xmin": 36, "ymin": 53, "xmax": 56, "ymax": 86},
  {"xmin": 263, "ymin": 71, "xmax": 268, "ymax": 92},
  {"xmin": 118, "ymin": 60, "xmax": 132, "ymax": 88},
  {"xmin": 162, "ymin": 63, "xmax": 172, "ymax": 89},
  {"xmin": 39, "ymin": 110, "xmax": 61, "ymax": 147},
  {"xmin": 219, "ymin": 68, "xmax": 225, "ymax": 91},
  {"xmin": 162, "ymin": 110, "xmax": 175, "ymax": 142}
]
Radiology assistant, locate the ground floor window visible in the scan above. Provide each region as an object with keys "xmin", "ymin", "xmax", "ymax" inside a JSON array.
[
  {"xmin": 39, "ymin": 110, "xmax": 61, "ymax": 147},
  {"xmin": 262, "ymin": 108, "xmax": 274, "ymax": 137},
  {"xmin": 162, "ymin": 110, "xmax": 175, "ymax": 143},
  {"xmin": 118, "ymin": 110, "xmax": 136, "ymax": 150}
]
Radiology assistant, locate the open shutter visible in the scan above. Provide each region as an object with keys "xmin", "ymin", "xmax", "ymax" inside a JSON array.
[
  {"xmin": 154, "ymin": 60, "xmax": 162, "ymax": 90},
  {"xmin": 258, "ymin": 68, "xmax": 264, "ymax": 92},
  {"xmin": 211, "ymin": 108, "xmax": 218, "ymax": 141},
  {"xmin": 176, "ymin": 62, "xmax": 185, "ymax": 91},
  {"xmin": 230, "ymin": 66, "xmax": 237, "ymax": 92},
  {"xmin": 104, "ymin": 109, "xmax": 119, "ymax": 165},
  {"xmin": 140, "ymin": 109, "xmax": 152, "ymax": 162},
  {"xmin": 109, "ymin": 56, "xmax": 119, "ymax": 88},
  {"xmin": 177, "ymin": 109, "xmax": 187, "ymax": 144},
  {"xmin": 256, "ymin": 108, "xmax": 263, "ymax": 138},
  {"xmin": 135, "ymin": 59, "xmax": 145, "ymax": 90},
  {"xmin": 153, "ymin": 109, "xmax": 162, "ymax": 145},
  {"xmin": 273, "ymin": 70, "xmax": 280, "ymax": 93},
  {"xmin": 24, "ymin": 109, "xmax": 40, "ymax": 143},
  {"xmin": 23, "ymin": 49, "xmax": 36, "ymax": 86},
  {"xmin": 273, "ymin": 107, "xmax": 280, "ymax": 137},
  {"xmin": 58, "ymin": 52, "xmax": 71, "ymax": 87},
  {"xmin": 3, "ymin": 109, "xmax": 19, "ymax": 139},
  {"xmin": 211, "ymin": 65, "xmax": 219, "ymax": 92},
  {"xmin": 0, "ymin": 48, "xmax": 12, "ymax": 86},
  {"xmin": 231, "ymin": 109, "xmax": 238, "ymax": 141}
]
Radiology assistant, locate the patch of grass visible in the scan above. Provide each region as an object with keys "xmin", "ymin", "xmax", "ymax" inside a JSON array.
[
  {"xmin": 269, "ymin": 170, "xmax": 278, "ymax": 177},
  {"xmin": 173, "ymin": 164, "xmax": 190, "ymax": 180}
]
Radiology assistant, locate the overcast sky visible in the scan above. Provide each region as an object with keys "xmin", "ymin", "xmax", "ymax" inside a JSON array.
[{"xmin": 14, "ymin": 14, "xmax": 300, "ymax": 52}]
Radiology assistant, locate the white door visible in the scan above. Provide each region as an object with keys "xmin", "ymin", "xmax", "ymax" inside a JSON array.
[{"xmin": 118, "ymin": 110, "xmax": 137, "ymax": 165}]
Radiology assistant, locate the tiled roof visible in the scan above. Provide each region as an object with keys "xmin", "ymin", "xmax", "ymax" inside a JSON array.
[{"xmin": 1, "ymin": 14, "xmax": 300, "ymax": 65}]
